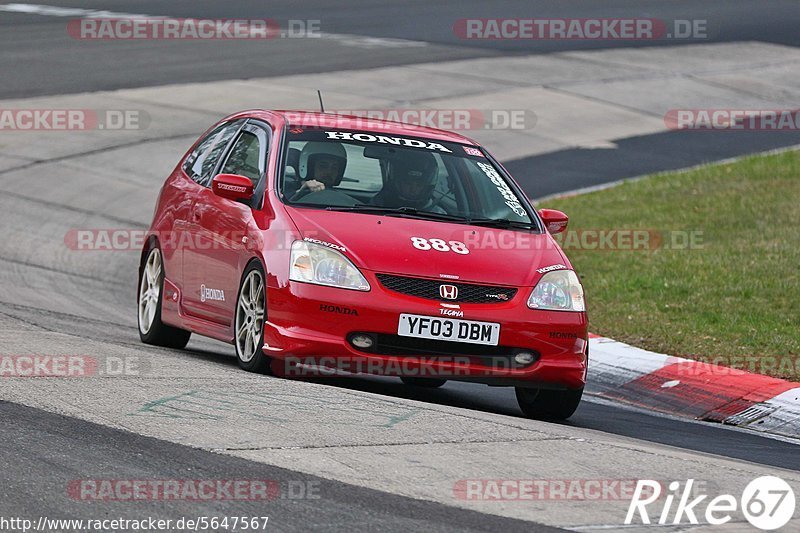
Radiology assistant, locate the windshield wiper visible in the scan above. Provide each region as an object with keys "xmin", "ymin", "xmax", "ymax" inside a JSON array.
[
  {"xmin": 466, "ymin": 217, "xmax": 538, "ymax": 230},
  {"xmin": 322, "ymin": 206, "xmax": 538, "ymax": 229},
  {"xmin": 325, "ymin": 205, "xmax": 470, "ymax": 222}
]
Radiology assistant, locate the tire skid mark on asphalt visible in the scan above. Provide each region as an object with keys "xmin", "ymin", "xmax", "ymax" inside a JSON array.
[
  {"xmin": 0, "ymin": 300, "xmax": 192, "ymax": 358},
  {"xmin": 0, "ymin": 299, "xmax": 132, "ymax": 333},
  {"xmin": 102, "ymin": 92, "xmax": 238, "ymax": 118},
  {"xmin": 216, "ymin": 437, "xmax": 557, "ymax": 452},
  {"xmin": 0, "ymin": 252, "xmax": 135, "ymax": 320},
  {"xmin": 0, "ymin": 188, "xmax": 145, "ymax": 227},
  {"xmin": 0, "ymin": 131, "xmax": 196, "ymax": 178},
  {"xmin": 0, "ymin": 255, "xmax": 127, "ymax": 287},
  {"xmin": 130, "ymin": 389, "xmax": 424, "ymax": 429},
  {"xmin": 0, "ymin": 150, "xmax": 37, "ymax": 163}
]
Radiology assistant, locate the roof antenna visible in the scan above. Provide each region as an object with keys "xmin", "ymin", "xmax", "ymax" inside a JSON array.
[{"xmin": 317, "ymin": 90, "xmax": 325, "ymax": 113}]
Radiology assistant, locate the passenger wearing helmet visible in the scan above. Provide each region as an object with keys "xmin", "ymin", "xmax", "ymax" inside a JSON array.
[
  {"xmin": 372, "ymin": 150, "xmax": 444, "ymax": 213},
  {"xmin": 291, "ymin": 141, "xmax": 347, "ymax": 201}
]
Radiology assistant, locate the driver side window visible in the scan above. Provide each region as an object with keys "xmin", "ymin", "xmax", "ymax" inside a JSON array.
[
  {"xmin": 220, "ymin": 131, "xmax": 262, "ymax": 186},
  {"xmin": 182, "ymin": 121, "xmax": 242, "ymax": 187}
]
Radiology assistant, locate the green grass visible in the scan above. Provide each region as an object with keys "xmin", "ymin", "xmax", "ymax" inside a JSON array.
[{"xmin": 540, "ymin": 150, "xmax": 800, "ymax": 379}]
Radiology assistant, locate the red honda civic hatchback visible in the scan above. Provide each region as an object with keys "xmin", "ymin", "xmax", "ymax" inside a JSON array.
[{"xmin": 137, "ymin": 110, "xmax": 588, "ymax": 419}]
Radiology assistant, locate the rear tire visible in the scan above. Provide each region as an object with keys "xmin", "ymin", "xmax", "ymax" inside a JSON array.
[
  {"xmin": 138, "ymin": 245, "xmax": 191, "ymax": 349},
  {"xmin": 515, "ymin": 387, "xmax": 583, "ymax": 420},
  {"xmin": 401, "ymin": 377, "xmax": 447, "ymax": 388},
  {"xmin": 235, "ymin": 261, "xmax": 272, "ymax": 374}
]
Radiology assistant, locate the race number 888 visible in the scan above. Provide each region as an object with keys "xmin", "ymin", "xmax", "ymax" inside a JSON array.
[{"xmin": 410, "ymin": 237, "xmax": 469, "ymax": 254}]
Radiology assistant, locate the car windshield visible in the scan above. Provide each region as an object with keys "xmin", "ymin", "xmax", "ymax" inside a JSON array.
[{"xmin": 280, "ymin": 129, "xmax": 536, "ymax": 228}]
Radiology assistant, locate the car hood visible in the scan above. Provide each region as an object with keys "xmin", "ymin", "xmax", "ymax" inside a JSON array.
[{"xmin": 285, "ymin": 207, "xmax": 569, "ymax": 287}]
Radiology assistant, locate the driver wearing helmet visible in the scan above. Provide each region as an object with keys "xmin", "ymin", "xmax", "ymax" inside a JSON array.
[
  {"xmin": 372, "ymin": 150, "xmax": 444, "ymax": 213},
  {"xmin": 291, "ymin": 141, "xmax": 347, "ymax": 201}
]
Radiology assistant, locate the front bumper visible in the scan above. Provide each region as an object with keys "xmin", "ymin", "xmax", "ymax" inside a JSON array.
[{"xmin": 263, "ymin": 272, "xmax": 588, "ymax": 390}]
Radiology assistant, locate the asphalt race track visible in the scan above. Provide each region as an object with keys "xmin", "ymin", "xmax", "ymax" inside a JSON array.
[
  {"xmin": 0, "ymin": 401, "xmax": 560, "ymax": 533},
  {"xmin": 0, "ymin": 1, "xmax": 798, "ymax": 531},
  {"xmin": 2, "ymin": 0, "xmax": 800, "ymax": 98}
]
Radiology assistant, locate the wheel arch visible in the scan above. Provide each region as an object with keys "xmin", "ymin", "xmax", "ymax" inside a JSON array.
[
  {"xmin": 235, "ymin": 255, "xmax": 270, "ymax": 324},
  {"xmin": 137, "ymin": 235, "xmax": 161, "ymax": 304},
  {"xmin": 138, "ymin": 235, "xmax": 160, "ymax": 280}
]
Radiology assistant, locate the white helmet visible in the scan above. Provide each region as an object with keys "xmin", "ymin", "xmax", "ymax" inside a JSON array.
[{"xmin": 299, "ymin": 141, "xmax": 347, "ymax": 184}]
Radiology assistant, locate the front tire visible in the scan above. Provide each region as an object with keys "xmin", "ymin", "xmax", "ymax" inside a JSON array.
[
  {"xmin": 515, "ymin": 387, "xmax": 583, "ymax": 420},
  {"xmin": 235, "ymin": 261, "xmax": 272, "ymax": 374},
  {"xmin": 138, "ymin": 246, "xmax": 191, "ymax": 349}
]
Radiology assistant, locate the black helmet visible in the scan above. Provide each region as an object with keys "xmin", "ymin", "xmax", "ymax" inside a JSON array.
[{"xmin": 386, "ymin": 151, "xmax": 438, "ymax": 205}]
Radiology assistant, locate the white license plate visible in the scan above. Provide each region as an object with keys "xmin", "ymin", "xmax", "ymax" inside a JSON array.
[{"xmin": 397, "ymin": 314, "xmax": 500, "ymax": 346}]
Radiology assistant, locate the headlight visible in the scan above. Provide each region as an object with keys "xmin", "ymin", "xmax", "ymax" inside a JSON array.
[
  {"xmin": 527, "ymin": 269, "xmax": 585, "ymax": 311},
  {"xmin": 289, "ymin": 240, "xmax": 370, "ymax": 291}
]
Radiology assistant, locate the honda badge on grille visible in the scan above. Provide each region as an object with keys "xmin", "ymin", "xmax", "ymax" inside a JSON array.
[{"xmin": 439, "ymin": 284, "xmax": 458, "ymax": 300}]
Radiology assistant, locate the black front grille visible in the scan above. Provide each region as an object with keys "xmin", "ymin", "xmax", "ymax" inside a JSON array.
[{"xmin": 376, "ymin": 274, "xmax": 517, "ymax": 304}]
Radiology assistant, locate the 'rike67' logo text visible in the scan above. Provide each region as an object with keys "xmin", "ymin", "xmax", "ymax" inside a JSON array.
[{"xmin": 626, "ymin": 477, "xmax": 795, "ymax": 530}]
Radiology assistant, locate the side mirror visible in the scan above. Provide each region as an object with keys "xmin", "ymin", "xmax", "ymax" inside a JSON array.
[
  {"xmin": 212, "ymin": 174, "xmax": 254, "ymax": 201},
  {"xmin": 539, "ymin": 208, "xmax": 568, "ymax": 234}
]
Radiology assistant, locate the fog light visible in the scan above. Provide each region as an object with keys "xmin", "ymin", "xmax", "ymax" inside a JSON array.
[
  {"xmin": 351, "ymin": 334, "xmax": 374, "ymax": 349},
  {"xmin": 514, "ymin": 352, "xmax": 536, "ymax": 365}
]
